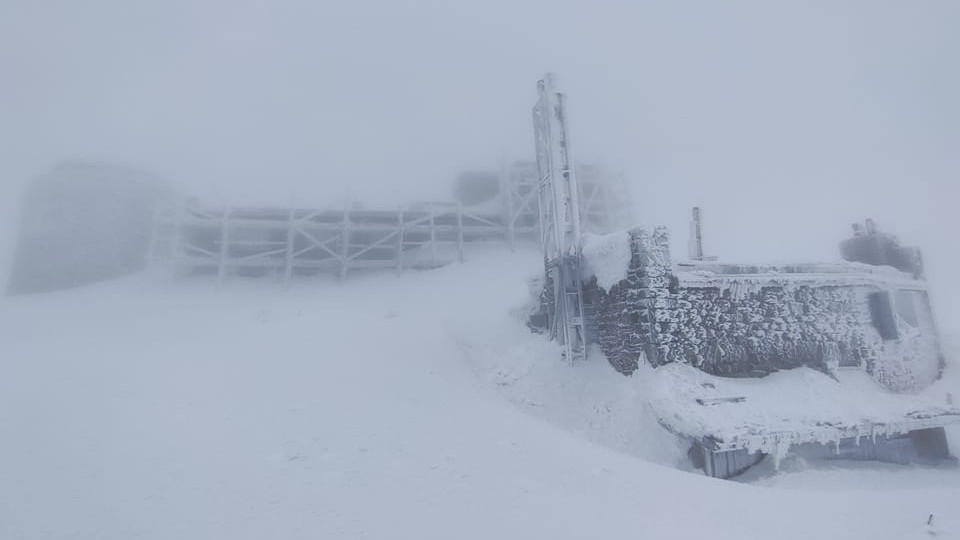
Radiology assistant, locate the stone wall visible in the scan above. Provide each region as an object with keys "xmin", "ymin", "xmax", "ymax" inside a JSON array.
[
  {"xmin": 661, "ymin": 283, "xmax": 881, "ymax": 375},
  {"xmin": 588, "ymin": 227, "xmax": 944, "ymax": 392},
  {"xmin": 592, "ymin": 228, "xmax": 671, "ymax": 375}
]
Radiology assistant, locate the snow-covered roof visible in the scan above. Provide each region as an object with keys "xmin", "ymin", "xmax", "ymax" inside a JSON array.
[
  {"xmin": 648, "ymin": 363, "xmax": 960, "ymax": 459},
  {"xmin": 581, "ymin": 231, "xmax": 632, "ymax": 292}
]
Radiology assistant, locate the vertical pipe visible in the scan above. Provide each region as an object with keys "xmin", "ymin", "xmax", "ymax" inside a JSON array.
[{"xmin": 689, "ymin": 206, "xmax": 704, "ymax": 261}]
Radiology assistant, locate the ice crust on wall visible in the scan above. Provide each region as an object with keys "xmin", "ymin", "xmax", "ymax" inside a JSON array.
[
  {"xmin": 581, "ymin": 231, "xmax": 632, "ymax": 292},
  {"xmin": 587, "ymin": 227, "xmax": 944, "ymax": 392}
]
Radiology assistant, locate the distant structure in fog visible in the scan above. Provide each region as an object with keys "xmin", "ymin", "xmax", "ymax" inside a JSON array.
[
  {"xmin": 5, "ymin": 159, "xmax": 630, "ymax": 287},
  {"xmin": 5, "ymin": 161, "xmax": 173, "ymax": 295},
  {"xmin": 840, "ymin": 218, "xmax": 925, "ymax": 278},
  {"xmin": 146, "ymin": 160, "xmax": 630, "ymax": 280}
]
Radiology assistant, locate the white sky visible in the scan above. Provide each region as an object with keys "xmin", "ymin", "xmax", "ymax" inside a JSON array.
[{"xmin": 1, "ymin": 0, "xmax": 958, "ymax": 317}]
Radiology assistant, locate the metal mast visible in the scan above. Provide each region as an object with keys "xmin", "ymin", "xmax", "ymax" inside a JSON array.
[{"xmin": 532, "ymin": 73, "xmax": 588, "ymax": 362}]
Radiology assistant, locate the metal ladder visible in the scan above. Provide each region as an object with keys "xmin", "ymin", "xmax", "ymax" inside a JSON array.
[{"xmin": 533, "ymin": 73, "xmax": 588, "ymax": 363}]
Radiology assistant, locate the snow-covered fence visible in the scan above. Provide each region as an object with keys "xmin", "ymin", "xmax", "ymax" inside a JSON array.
[
  {"xmin": 152, "ymin": 200, "xmax": 512, "ymax": 280},
  {"xmin": 148, "ymin": 160, "xmax": 631, "ymax": 281},
  {"xmin": 5, "ymin": 160, "xmax": 630, "ymax": 288}
]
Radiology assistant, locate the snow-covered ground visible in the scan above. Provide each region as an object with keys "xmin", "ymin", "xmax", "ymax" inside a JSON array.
[{"xmin": 2, "ymin": 248, "xmax": 959, "ymax": 539}]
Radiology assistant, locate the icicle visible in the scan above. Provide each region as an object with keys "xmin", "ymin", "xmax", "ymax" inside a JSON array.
[{"xmin": 772, "ymin": 437, "xmax": 791, "ymax": 470}]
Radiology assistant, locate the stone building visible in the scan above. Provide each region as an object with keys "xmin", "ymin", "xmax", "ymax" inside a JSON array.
[{"xmin": 534, "ymin": 221, "xmax": 959, "ymax": 478}]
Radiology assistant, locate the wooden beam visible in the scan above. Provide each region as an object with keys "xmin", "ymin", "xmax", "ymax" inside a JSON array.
[
  {"xmin": 396, "ymin": 206, "xmax": 404, "ymax": 272},
  {"xmin": 340, "ymin": 202, "xmax": 351, "ymax": 279},
  {"xmin": 284, "ymin": 206, "xmax": 295, "ymax": 283}
]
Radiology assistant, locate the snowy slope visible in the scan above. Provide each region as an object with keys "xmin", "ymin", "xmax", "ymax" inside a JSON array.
[{"xmin": 2, "ymin": 248, "xmax": 959, "ymax": 539}]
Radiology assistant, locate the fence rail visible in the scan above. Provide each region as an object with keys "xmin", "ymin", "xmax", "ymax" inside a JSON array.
[{"xmin": 152, "ymin": 200, "xmax": 539, "ymax": 280}]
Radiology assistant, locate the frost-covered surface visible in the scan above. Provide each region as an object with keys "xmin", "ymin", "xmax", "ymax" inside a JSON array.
[
  {"xmin": 581, "ymin": 231, "xmax": 632, "ymax": 291},
  {"xmin": 2, "ymin": 248, "xmax": 960, "ymax": 539},
  {"xmin": 675, "ymin": 260, "xmax": 928, "ymax": 293},
  {"xmin": 589, "ymin": 228, "xmax": 943, "ymax": 390},
  {"xmin": 648, "ymin": 362, "xmax": 960, "ymax": 455},
  {"xmin": 676, "ymin": 259, "xmax": 925, "ymax": 278},
  {"xmin": 739, "ymin": 340, "xmax": 960, "ymax": 493}
]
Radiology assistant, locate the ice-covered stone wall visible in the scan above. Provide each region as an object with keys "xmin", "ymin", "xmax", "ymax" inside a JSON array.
[{"xmin": 584, "ymin": 227, "xmax": 943, "ymax": 392}]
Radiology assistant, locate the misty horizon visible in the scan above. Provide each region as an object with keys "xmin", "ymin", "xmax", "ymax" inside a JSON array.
[{"xmin": 3, "ymin": 1, "xmax": 956, "ymax": 250}]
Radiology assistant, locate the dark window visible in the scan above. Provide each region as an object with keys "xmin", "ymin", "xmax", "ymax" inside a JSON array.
[{"xmin": 869, "ymin": 292, "xmax": 899, "ymax": 341}]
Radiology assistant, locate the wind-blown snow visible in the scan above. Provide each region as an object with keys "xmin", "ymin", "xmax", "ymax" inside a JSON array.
[
  {"xmin": 581, "ymin": 231, "xmax": 632, "ymax": 291},
  {"xmin": 2, "ymin": 248, "xmax": 960, "ymax": 539}
]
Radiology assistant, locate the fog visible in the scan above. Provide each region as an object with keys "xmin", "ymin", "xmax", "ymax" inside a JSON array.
[
  {"xmin": 5, "ymin": 3, "xmax": 960, "ymax": 536},
  {"xmin": 2, "ymin": 0, "xmax": 958, "ymax": 314}
]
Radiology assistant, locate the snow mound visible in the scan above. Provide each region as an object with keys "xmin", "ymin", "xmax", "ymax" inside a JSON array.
[{"xmin": 581, "ymin": 231, "xmax": 632, "ymax": 291}]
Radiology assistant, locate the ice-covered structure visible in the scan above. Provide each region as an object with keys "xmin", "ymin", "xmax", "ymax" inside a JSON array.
[
  {"xmin": 539, "ymin": 222, "xmax": 960, "ymax": 478},
  {"xmin": 5, "ymin": 162, "xmax": 173, "ymax": 295},
  {"xmin": 6, "ymin": 75, "xmax": 955, "ymax": 481},
  {"xmin": 521, "ymin": 73, "xmax": 958, "ymax": 478},
  {"xmin": 586, "ymin": 225, "xmax": 942, "ymax": 389},
  {"xmin": 5, "ymin": 159, "xmax": 629, "ymax": 285},
  {"xmin": 143, "ymin": 160, "xmax": 631, "ymax": 281}
]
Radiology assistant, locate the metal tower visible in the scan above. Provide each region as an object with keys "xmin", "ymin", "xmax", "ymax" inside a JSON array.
[{"xmin": 532, "ymin": 73, "xmax": 588, "ymax": 362}]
